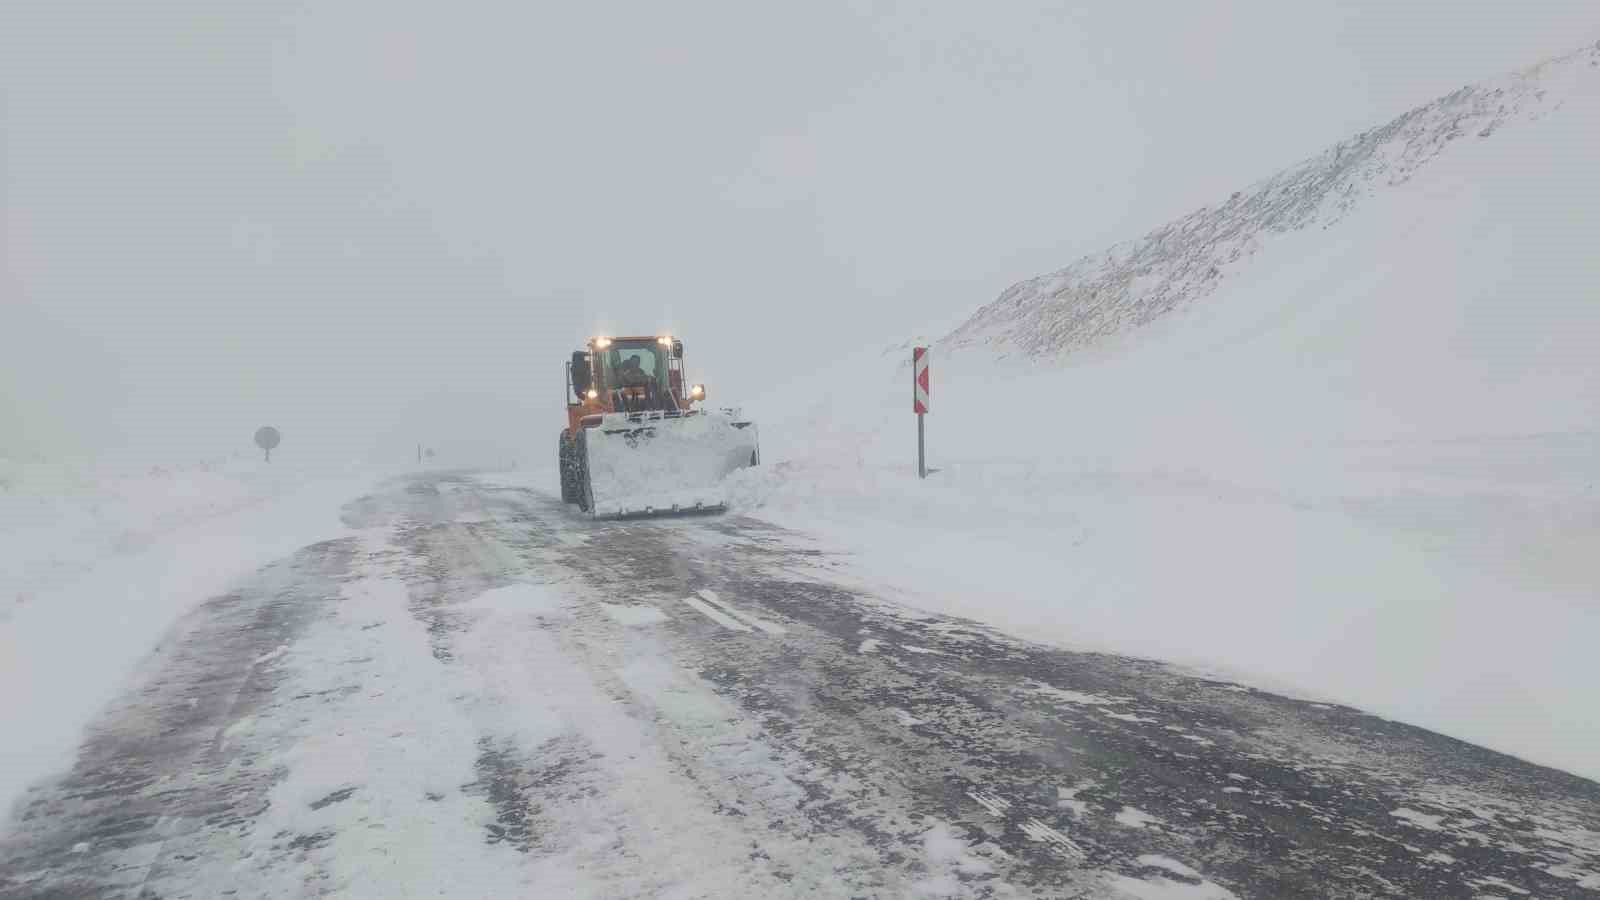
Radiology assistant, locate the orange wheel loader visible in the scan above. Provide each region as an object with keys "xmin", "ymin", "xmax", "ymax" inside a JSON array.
[{"xmin": 559, "ymin": 335, "xmax": 759, "ymax": 517}]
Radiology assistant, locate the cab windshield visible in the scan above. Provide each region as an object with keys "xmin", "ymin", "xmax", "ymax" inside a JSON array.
[{"xmin": 597, "ymin": 341, "xmax": 668, "ymax": 391}]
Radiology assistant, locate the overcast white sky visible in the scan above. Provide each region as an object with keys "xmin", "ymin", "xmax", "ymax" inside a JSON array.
[{"xmin": 4, "ymin": 1, "xmax": 1597, "ymax": 464}]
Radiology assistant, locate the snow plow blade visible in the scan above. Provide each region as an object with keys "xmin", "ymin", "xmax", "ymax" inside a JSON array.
[{"xmin": 580, "ymin": 410, "xmax": 758, "ymax": 518}]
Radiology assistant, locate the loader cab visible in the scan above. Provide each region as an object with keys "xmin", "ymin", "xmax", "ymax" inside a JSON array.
[{"xmin": 566, "ymin": 336, "xmax": 691, "ymax": 428}]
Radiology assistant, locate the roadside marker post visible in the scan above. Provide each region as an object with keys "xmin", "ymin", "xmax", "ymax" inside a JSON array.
[{"xmin": 913, "ymin": 347, "xmax": 930, "ymax": 479}]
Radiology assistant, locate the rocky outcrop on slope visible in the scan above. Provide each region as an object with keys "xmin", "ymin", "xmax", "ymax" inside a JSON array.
[{"xmin": 945, "ymin": 42, "xmax": 1600, "ymax": 360}]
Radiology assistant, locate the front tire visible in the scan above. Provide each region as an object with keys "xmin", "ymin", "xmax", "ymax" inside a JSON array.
[
  {"xmin": 574, "ymin": 430, "xmax": 594, "ymax": 513},
  {"xmin": 558, "ymin": 433, "xmax": 580, "ymax": 504}
]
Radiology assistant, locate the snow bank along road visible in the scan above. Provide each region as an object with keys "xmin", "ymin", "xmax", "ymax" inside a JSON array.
[{"xmin": 2, "ymin": 473, "xmax": 1597, "ymax": 899}]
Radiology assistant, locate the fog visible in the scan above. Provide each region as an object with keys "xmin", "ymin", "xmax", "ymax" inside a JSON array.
[{"xmin": 4, "ymin": 1, "xmax": 1596, "ymax": 466}]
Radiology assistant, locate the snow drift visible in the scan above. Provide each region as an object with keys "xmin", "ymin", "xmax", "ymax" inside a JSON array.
[
  {"xmin": 732, "ymin": 43, "xmax": 1600, "ymax": 780},
  {"xmin": 2, "ymin": 455, "xmax": 336, "ymax": 610},
  {"xmin": 0, "ymin": 455, "xmax": 392, "ymax": 815}
]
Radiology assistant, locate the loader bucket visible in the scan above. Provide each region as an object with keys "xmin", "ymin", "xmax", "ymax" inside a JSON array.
[{"xmin": 580, "ymin": 410, "xmax": 758, "ymax": 518}]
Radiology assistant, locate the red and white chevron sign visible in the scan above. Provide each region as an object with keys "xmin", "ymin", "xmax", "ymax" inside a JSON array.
[{"xmin": 913, "ymin": 347, "xmax": 930, "ymax": 414}]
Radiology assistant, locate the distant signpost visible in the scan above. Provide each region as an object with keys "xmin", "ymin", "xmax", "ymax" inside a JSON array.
[
  {"xmin": 912, "ymin": 347, "xmax": 930, "ymax": 479},
  {"xmin": 254, "ymin": 426, "xmax": 281, "ymax": 462}
]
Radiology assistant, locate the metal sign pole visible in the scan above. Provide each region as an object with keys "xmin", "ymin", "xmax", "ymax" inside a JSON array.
[{"xmin": 918, "ymin": 413, "xmax": 926, "ymax": 479}]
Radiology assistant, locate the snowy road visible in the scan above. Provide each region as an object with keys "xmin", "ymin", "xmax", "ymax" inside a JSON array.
[{"xmin": 3, "ymin": 472, "xmax": 1598, "ymax": 899}]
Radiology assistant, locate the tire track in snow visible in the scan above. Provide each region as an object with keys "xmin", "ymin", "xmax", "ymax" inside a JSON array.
[
  {"xmin": 0, "ymin": 538, "xmax": 357, "ymax": 899},
  {"xmin": 662, "ymin": 512, "xmax": 1600, "ymax": 898},
  {"xmin": 401, "ymin": 476, "xmax": 930, "ymax": 896}
]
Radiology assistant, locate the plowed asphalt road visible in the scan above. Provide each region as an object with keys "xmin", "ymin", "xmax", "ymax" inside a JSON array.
[{"xmin": 4, "ymin": 472, "xmax": 1597, "ymax": 898}]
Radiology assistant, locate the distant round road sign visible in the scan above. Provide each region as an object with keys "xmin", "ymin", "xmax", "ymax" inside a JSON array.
[{"xmin": 254, "ymin": 426, "xmax": 281, "ymax": 451}]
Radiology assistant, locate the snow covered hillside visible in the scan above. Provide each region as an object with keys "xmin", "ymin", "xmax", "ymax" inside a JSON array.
[
  {"xmin": 732, "ymin": 42, "xmax": 1600, "ymax": 780},
  {"xmin": 947, "ymin": 40, "xmax": 1600, "ymax": 362}
]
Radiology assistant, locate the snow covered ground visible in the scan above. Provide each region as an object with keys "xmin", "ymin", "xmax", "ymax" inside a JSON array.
[
  {"xmin": 729, "ymin": 45, "xmax": 1600, "ymax": 781},
  {"xmin": 0, "ymin": 455, "xmax": 396, "ymax": 814},
  {"xmin": 2, "ymin": 455, "xmax": 350, "ymax": 609}
]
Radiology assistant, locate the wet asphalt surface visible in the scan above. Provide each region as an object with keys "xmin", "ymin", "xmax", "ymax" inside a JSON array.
[{"xmin": 2, "ymin": 471, "xmax": 1598, "ymax": 899}]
